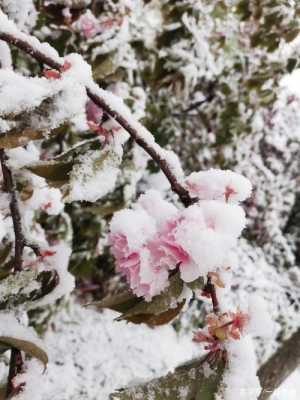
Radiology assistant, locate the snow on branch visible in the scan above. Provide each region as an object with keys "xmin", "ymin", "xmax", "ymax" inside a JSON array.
[{"xmin": 0, "ymin": 10, "xmax": 194, "ymax": 207}]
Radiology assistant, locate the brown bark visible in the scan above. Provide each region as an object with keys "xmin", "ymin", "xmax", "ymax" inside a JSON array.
[{"xmin": 258, "ymin": 328, "xmax": 300, "ymax": 400}]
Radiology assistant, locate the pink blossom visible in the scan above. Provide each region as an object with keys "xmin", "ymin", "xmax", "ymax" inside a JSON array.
[
  {"xmin": 184, "ymin": 169, "xmax": 252, "ymax": 203},
  {"xmin": 86, "ymin": 100, "xmax": 103, "ymax": 125},
  {"xmin": 76, "ymin": 11, "xmax": 100, "ymax": 39},
  {"xmin": 109, "ymin": 233, "xmax": 169, "ymax": 301},
  {"xmin": 109, "ymin": 189, "xmax": 249, "ymax": 300}
]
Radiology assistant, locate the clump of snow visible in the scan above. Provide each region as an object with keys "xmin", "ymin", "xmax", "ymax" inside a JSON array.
[
  {"xmin": 1, "ymin": 0, "xmax": 37, "ymax": 32},
  {"xmin": 25, "ymin": 186, "xmax": 64, "ymax": 216},
  {"xmin": 217, "ymin": 336, "xmax": 261, "ymax": 400},
  {"xmin": 7, "ymin": 143, "xmax": 40, "ymax": 169},
  {"xmin": 247, "ymin": 294, "xmax": 275, "ymax": 339},
  {"xmin": 0, "ymin": 312, "xmax": 45, "ymax": 352},
  {"xmin": 0, "ymin": 40, "xmax": 12, "ymax": 69}
]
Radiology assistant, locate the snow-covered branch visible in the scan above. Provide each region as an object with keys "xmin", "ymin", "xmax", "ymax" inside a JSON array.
[{"xmin": 0, "ymin": 10, "xmax": 194, "ymax": 207}]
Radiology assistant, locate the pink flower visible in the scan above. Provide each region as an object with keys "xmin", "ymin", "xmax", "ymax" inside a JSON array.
[
  {"xmin": 77, "ymin": 11, "xmax": 100, "ymax": 39},
  {"xmin": 109, "ymin": 189, "xmax": 249, "ymax": 300},
  {"xmin": 86, "ymin": 100, "xmax": 104, "ymax": 125},
  {"xmin": 193, "ymin": 330, "xmax": 222, "ymax": 352},
  {"xmin": 109, "ymin": 233, "xmax": 169, "ymax": 301}
]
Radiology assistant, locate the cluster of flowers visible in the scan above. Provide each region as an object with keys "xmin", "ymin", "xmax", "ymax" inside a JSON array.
[{"xmin": 109, "ymin": 170, "xmax": 252, "ymax": 301}]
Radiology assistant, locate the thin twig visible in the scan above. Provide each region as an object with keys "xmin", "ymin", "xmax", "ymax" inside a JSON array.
[
  {"xmin": 0, "ymin": 149, "xmax": 24, "ymax": 272},
  {"xmin": 0, "ymin": 30, "xmax": 195, "ymax": 207},
  {"xmin": 205, "ymin": 276, "xmax": 220, "ymax": 314},
  {"xmin": 0, "ymin": 149, "xmax": 25, "ymax": 398}
]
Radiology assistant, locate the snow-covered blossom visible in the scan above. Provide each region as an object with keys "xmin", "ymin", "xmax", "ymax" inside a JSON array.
[
  {"xmin": 110, "ymin": 174, "xmax": 250, "ymax": 300},
  {"xmin": 184, "ymin": 170, "xmax": 252, "ymax": 203},
  {"xmin": 75, "ymin": 11, "xmax": 100, "ymax": 39},
  {"xmin": 86, "ymin": 100, "xmax": 104, "ymax": 126},
  {"xmin": 193, "ymin": 310, "xmax": 250, "ymax": 349}
]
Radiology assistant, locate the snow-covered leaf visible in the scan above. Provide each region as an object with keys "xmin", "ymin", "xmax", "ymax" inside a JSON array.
[
  {"xmin": 110, "ymin": 356, "xmax": 225, "ymax": 400},
  {"xmin": 90, "ymin": 273, "xmax": 185, "ymax": 326},
  {"xmin": 117, "ymin": 273, "xmax": 185, "ymax": 326},
  {"xmin": 0, "ymin": 269, "xmax": 59, "ymax": 309},
  {"xmin": 87, "ymin": 290, "xmax": 141, "ymax": 314}
]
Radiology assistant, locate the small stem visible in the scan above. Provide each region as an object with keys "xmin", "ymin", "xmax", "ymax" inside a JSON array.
[
  {"xmin": 0, "ymin": 149, "xmax": 24, "ymax": 272},
  {"xmin": 0, "ymin": 149, "xmax": 25, "ymax": 398},
  {"xmin": 205, "ymin": 276, "xmax": 220, "ymax": 314}
]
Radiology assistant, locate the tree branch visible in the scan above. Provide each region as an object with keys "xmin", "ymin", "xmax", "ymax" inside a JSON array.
[
  {"xmin": 257, "ymin": 328, "xmax": 300, "ymax": 400},
  {"xmin": 0, "ymin": 26, "xmax": 195, "ymax": 207},
  {"xmin": 0, "ymin": 149, "xmax": 24, "ymax": 273},
  {"xmin": 109, "ymin": 328, "xmax": 300, "ymax": 400},
  {"xmin": 0, "ymin": 149, "xmax": 25, "ymax": 398}
]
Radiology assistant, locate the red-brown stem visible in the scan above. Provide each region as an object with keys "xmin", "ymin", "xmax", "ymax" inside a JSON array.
[
  {"xmin": 206, "ymin": 276, "xmax": 220, "ymax": 314},
  {"xmin": 0, "ymin": 149, "xmax": 24, "ymax": 272},
  {"xmin": 0, "ymin": 149, "xmax": 25, "ymax": 398},
  {"xmin": 0, "ymin": 32, "xmax": 195, "ymax": 207}
]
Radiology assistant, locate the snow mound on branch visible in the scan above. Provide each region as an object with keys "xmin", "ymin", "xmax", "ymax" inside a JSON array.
[
  {"xmin": 217, "ymin": 335, "xmax": 261, "ymax": 400},
  {"xmin": 12, "ymin": 301, "xmax": 199, "ymax": 400}
]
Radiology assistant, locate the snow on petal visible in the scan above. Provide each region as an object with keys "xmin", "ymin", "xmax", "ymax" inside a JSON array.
[
  {"xmin": 110, "ymin": 208, "xmax": 156, "ymax": 251},
  {"xmin": 136, "ymin": 189, "xmax": 178, "ymax": 225}
]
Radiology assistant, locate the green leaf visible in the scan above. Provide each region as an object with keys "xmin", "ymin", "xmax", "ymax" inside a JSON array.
[
  {"xmin": 0, "ymin": 337, "xmax": 48, "ymax": 367},
  {"xmin": 27, "ymin": 161, "xmax": 73, "ymax": 185},
  {"xmin": 287, "ymin": 58, "xmax": 298, "ymax": 73},
  {"xmin": 186, "ymin": 277, "xmax": 204, "ymax": 291},
  {"xmin": 93, "ymin": 55, "xmax": 117, "ymax": 81},
  {"xmin": 0, "ymin": 244, "xmax": 12, "ymax": 264},
  {"xmin": 0, "ymin": 269, "xmax": 59, "ymax": 309},
  {"xmin": 118, "ymin": 272, "xmax": 183, "ymax": 319},
  {"xmin": 89, "ymin": 273, "xmax": 185, "ymax": 326},
  {"xmin": 86, "ymin": 290, "xmax": 141, "ymax": 314}
]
